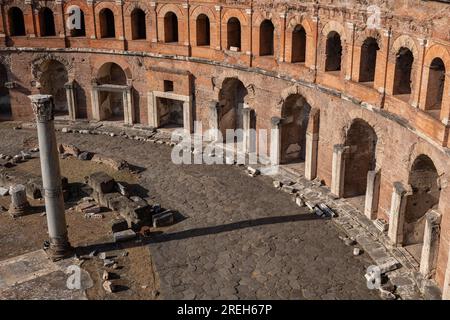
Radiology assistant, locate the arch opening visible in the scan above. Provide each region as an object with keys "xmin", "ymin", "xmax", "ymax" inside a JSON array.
[
  {"xmin": 218, "ymin": 78, "xmax": 249, "ymax": 142},
  {"xmin": 39, "ymin": 60, "xmax": 69, "ymax": 116},
  {"xmin": 0, "ymin": 63, "xmax": 12, "ymax": 120},
  {"xmin": 227, "ymin": 17, "xmax": 241, "ymax": 51},
  {"xmin": 393, "ymin": 47, "xmax": 414, "ymax": 96},
  {"xmin": 325, "ymin": 31, "xmax": 342, "ymax": 72},
  {"xmin": 196, "ymin": 14, "xmax": 210, "ymax": 46},
  {"xmin": 8, "ymin": 7, "xmax": 26, "ymax": 36},
  {"xmin": 39, "ymin": 8, "xmax": 56, "ymax": 37},
  {"xmin": 404, "ymin": 155, "xmax": 441, "ymax": 263},
  {"xmin": 291, "ymin": 25, "xmax": 306, "ymax": 63},
  {"xmin": 359, "ymin": 37, "xmax": 379, "ymax": 83},
  {"xmin": 259, "ymin": 19, "xmax": 274, "ymax": 56},
  {"xmin": 97, "ymin": 62, "xmax": 127, "ymax": 121},
  {"xmin": 280, "ymin": 94, "xmax": 311, "ymax": 165},
  {"xmin": 425, "ymin": 58, "xmax": 445, "ymax": 117},
  {"xmin": 100, "ymin": 8, "xmax": 115, "ymax": 38},
  {"xmin": 131, "ymin": 8, "xmax": 146, "ymax": 40},
  {"xmin": 164, "ymin": 12, "xmax": 178, "ymax": 43},
  {"xmin": 343, "ymin": 119, "xmax": 377, "ymax": 199}
]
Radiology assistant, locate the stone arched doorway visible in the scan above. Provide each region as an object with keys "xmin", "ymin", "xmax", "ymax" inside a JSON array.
[
  {"xmin": 218, "ymin": 78, "xmax": 249, "ymax": 142},
  {"xmin": 404, "ymin": 155, "xmax": 441, "ymax": 264},
  {"xmin": 0, "ymin": 63, "xmax": 12, "ymax": 120},
  {"xmin": 92, "ymin": 62, "xmax": 133, "ymax": 124},
  {"xmin": 280, "ymin": 94, "xmax": 311, "ymax": 164},
  {"xmin": 343, "ymin": 119, "xmax": 377, "ymax": 198},
  {"xmin": 39, "ymin": 60, "xmax": 69, "ymax": 117}
]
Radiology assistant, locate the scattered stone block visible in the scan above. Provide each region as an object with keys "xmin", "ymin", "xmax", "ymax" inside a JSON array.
[
  {"xmin": 98, "ymin": 252, "xmax": 107, "ymax": 260},
  {"xmin": 20, "ymin": 151, "xmax": 32, "ymax": 160},
  {"xmin": 318, "ymin": 203, "xmax": 336, "ymax": 218},
  {"xmin": 115, "ymin": 182, "xmax": 129, "ymax": 197},
  {"xmin": 102, "ymin": 280, "xmax": 116, "ymax": 293},
  {"xmin": 78, "ymin": 151, "xmax": 94, "ymax": 161},
  {"xmin": 344, "ymin": 237, "xmax": 357, "ymax": 246},
  {"xmin": 102, "ymin": 270, "xmax": 110, "ymax": 281},
  {"xmin": 58, "ymin": 143, "xmax": 80, "ymax": 157},
  {"xmin": 229, "ymin": 46, "xmax": 239, "ymax": 52},
  {"xmin": 87, "ymin": 172, "xmax": 115, "ymax": 194},
  {"xmin": 111, "ymin": 218, "xmax": 129, "ymax": 233},
  {"xmin": 113, "ymin": 229, "xmax": 137, "ymax": 242},
  {"xmin": 295, "ymin": 195, "xmax": 305, "ymax": 207},
  {"xmin": 273, "ymin": 181, "xmax": 282, "ymax": 189},
  {"xmin": 0, "ymin": 187, "xmax": 9, "ymax": 196},
  {"xmin": 305, "ymin": 201, "xmax": 315, "ymax": 211},
  {"xmin": 378, "ymin": 259, "xmax": 400, "ymax": 274},
  {"xmin": 379, "ymin": 289, "xmax": 396, "ymax": 300},
  {"xmin": 353, "ymin": 247, "xmax": 362, "ymax": 256},
  {"xmin": 152, "ymin": 210, "xmax": 174, "ymax": 227},
  {"xmin": 103, "ymin": 259, "xmax": 115, "ymax": 267},
  {"xmin": 282, "ymin": 185, "xmax": 296, "ymax": 194},
  {"xmin": 247, "ymin": 166, "xmax": 260, "ymax": 177},
  {"xmin": 91, "ymin": 154, "xmax": 129, "ymax": 171}
]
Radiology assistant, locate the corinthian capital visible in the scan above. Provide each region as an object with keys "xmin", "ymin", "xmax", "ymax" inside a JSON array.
[{"xmin": 28, "ymin": 94, "xmax": 54, "ymax": 122}]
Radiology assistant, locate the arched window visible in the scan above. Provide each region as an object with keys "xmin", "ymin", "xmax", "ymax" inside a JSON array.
[
  {"xmin": 164, "ymin": 12, "xmax": 178, "ymax": 43},
  {"xmin": 291, "ymin": 25, "xmax": 306, "ymax": 63},
  {"xmin": 425, "ymin": 58, "xmax": 445, "ymax": 111},
  {"xmin": 100, "ymin": 8, "xmax": 115, "ymax": 38},
  {"xmin": 196, "ymin": 14, "xmax": 210, "ymax": 46},
  {"xmin": 69, "ymin": 8, "xmax": 86, "ymax": 37},
  {"xmin": 259, "ymin": 19, "xmax": 274, "ymax": 56},
  {"xmin": 39, "ymin": 8, "xmax": 56, "ymax": 37},
  {"xmin": 359, "ymin": 37, "xmax": 379, "ymax": 83},
  {"xmin": 325, "ymin": 31, "xmax": 342, "ymax": 72},
  {"xmin": 8, "ymin": 7, "xmax": 26, "ymax": 36},
  {"xmin": 131, "ymin": 8, "xmax": 146, "ymax": 40},
  {"xmin": 393, "ymin": 47, "xmax": 414, "ymax": 95},
  {"xmin": 227, "ymin": 17, "xmax": 241, "ymax": 50}
]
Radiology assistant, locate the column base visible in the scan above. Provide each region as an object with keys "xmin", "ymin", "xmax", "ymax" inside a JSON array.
[
  {"xmin": 44, "ymin": 237, "xmax": 74, "ymax": 261},
  {"xmin": 8, "ymin": 202, "xmax": 30, "ymax": 218}
]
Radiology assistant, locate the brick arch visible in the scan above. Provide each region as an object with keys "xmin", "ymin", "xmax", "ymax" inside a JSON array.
[
  {"xmin": 391, "ymin": 35, "xmax": 419, "ymax": 60},
  {"xmin": 157, "ymin": 3, "xmax": 184, "ymax": 18},
  {"xmin": 221, "ymin": 8, "xmax": 248, "ymax": 26},
  {"xmin": 93, "ymin": 59, "xmax": 133, "ymax": 83},
  {"xmin": 35, "ymin": 1, "xmax": 59, "ymax": 11},
  {"xmin": 340, "ymin": 111, "xmax": 386, "ymax": 168},
  {"xmin": 286, "ymin": 14, "xmax": 312, "ymax": 35},
  {"xmin": 213, "ymin": 75, "xmax": 253, "ymax": 101},
  {"xmin": 94, "ymin": 1, "xmax": 119, "ymax": 17},
  {"xmin": 3, "ymin": 2, "xmax": 28, "ymax": 12},
  {"xmin": 321, "ymin": 20, "xmax": 347, "ymax": 41},
  {"xmin": 190, "ymin": 5, "xmax": 217, "ymax": 21},
  {"xmin": 424, "ymin": 44, "xmax": 450, "ymax": 70},
  {"xmin": 124, "ymin": 2, "xmax": 150, "ymax": 16},
  {"xmin": 63, "ymin": 0, "xmax": 89, "ymax": 13},
  {"xmin": 252, "ymin": 11, "xmax": 276, "ymax": 28},
  {"xmin": 31, "ymin": 54, "xmax": 74, "ymax": 82},
  {"xmin": 408, "ymin": 144, "xmax": 446, "ymax": 178},
  {"xmin": 355, "ymin": 29, "xmax": 383, "ymax": 49},
  {"xmin": 275, "ymin": 84, "xmax": 319, "ymax": 115}
]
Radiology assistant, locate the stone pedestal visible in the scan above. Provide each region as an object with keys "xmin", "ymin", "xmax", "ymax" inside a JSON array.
[
  {"xmin": 8, "ymin": 184, "xmax": 30, "ymax": 217},
  {"xmin": 270, "ymin": 117, "xmax": 282, "ymax": 166},
  {"xmin": 364, "ymin": 170, "xmax": 381, "ymax": 220},
  {"xmin": 331, "ymin": 144, "xmax": 348, "ymax": 198},
  {"xmin": 387, "ymin": 182, "xmax": 412, "ymax": 246},
  {"xmin": 419, "ymin": 210, "xmax": 441, "ymax": 278},
  {"xmin": 28, "ymin": 94, "xmax": 72, "ymax": 261}
]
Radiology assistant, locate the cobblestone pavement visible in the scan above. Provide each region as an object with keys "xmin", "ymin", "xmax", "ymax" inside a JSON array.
[{"xmin": 1, "ymin": 123, "xmax": 380, "ymax": 299}]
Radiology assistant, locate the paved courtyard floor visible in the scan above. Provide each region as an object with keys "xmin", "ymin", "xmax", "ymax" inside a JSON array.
[{"xmin": 0, "ymin": 123, "xmax": 379, "ymax": 299}]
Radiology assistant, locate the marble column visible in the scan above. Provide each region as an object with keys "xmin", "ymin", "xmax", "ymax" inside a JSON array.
[
  {"xmin": 388, "ymin": 182, "xmax": 412, "ymax": 246},
  {"xmin": 29, "ymin": 94, "xmax": 72, "ymax": 260},
  {"xmin": 364, "ymin": 170, "xmax": 381, "ymax": 220},
  {"xmin": 420, "ymin": 210, "xmax": 442, "ymax": 278},
  {"xmin": 331, "ymin": 144, "xmax": 348, "ymax": 198}
]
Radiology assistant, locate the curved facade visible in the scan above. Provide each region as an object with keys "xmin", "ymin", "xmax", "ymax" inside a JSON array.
[{"xmin": 0, "ymin": 0, "xmax": 449, "ymax": 294}]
